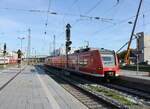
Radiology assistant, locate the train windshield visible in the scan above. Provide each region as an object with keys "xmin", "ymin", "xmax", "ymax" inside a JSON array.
[{"xmin": 101, "ymin": 54, "xmax": 115, "ymax": 68}]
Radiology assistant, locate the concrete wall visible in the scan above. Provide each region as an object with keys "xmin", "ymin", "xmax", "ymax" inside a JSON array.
[
  {"xmin": 137, "ymin": 34, "xmax": 150, "ymax": 64},
  {"xmin": 137, "ymin": 35, "xmax": 144, "ymax": 63},
  {"xmin": 144, "ymin": 35, "xmax": 150, "ymax": 64}
]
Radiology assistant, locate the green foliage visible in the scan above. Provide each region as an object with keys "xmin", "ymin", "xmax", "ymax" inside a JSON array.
[
  {"xmin": 117, "ymin": 49, "xmax": 136, "ymax": 60},
  {"xmin": 117, "ymin": 50, "xmax": 127, "ymax": 60}
]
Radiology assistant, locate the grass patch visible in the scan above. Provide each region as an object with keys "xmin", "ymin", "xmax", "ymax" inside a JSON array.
[{"xmin": 88, "ymin": 85, "xmax": 136, "ymax": 105}]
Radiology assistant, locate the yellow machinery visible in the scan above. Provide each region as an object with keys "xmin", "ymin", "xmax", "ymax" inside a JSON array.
[
  {"xmin": 124, "ymin": 48, "xmax": 131, "ymax": 64},
  {"xmin": 124, "ymin": 0, "xmax": 143, "ymax": 64}
]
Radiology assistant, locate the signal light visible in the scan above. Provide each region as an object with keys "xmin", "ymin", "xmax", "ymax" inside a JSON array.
[
  {"xmin": 66, "ymin": 24, "xmax": 71, "ymax": 41},
  {"xmin": 17, "ymin": 49, "xmax": 22, "ymax": 58},
  {"xmin": 3, "ymin": 43, "xmax": 6, "ymax": 54},
  {"xmin": 66, "ymin": 41, "xmax": 72, "ymax": 52},
  {"xmin": 66, "ymin": 46, "xmax": 71, "ymax": 52},
  {"xmin": 66, "ymin": 41, "xmax": 72, "ymax": 46}
]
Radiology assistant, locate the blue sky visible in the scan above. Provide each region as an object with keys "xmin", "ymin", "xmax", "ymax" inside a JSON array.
[{"xmin": 0, "ymin": 0, "xmax": 150, "ymax": 55}]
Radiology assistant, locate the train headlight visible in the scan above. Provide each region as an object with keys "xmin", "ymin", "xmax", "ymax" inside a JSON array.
[{"xmin": 108, "ymin": 72, "xmax": 114, "ymax": 76}]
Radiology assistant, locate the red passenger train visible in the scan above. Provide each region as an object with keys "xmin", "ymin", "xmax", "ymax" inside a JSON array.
[{"xmin": 45, "ymin": 48, "xmax": 119, "ymax": 78}]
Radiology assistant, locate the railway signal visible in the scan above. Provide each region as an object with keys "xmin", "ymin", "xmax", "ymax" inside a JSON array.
[
  {"xmin": 3, "ymin": 43, "xmax": 7, "ymax": 67},
  {"xmin": 3, "ymin": 43, "xmax": 6, "ymax": 55},
  {"xmin": 66, "ymin": 41, "xmax": 72, "ymax": 52},
  {"xmin": 66, "ymin": 24, "xmax": 72, "ymax": 68},
  {"xmin": 17, "ymin": 49, "xmax": 22, "ymax": 66},
  {"xmin": 66, "ymin": 24, "xmax": 71, "ymax": 40}
]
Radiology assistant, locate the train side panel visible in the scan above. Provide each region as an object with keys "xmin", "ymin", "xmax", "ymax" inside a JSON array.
[
  {"xmin": 68, "ymin": 54, "xmax": 76, "ymax": 70},
  {"xmin": 78, "ymin": 50, "xmax": 102, "ymax": 75}
]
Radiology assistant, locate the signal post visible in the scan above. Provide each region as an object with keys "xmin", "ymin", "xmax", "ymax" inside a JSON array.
[
  {"xmin": 65, "ymin": 24, "xmax": 72, "ymax": 68},
  {"xmin": 3, "ymin": 43, "xmax": 6, "ymax": 68},
  {"xmin": 17, "ymin": 49, "xmax": 22, "ymax": 68}
]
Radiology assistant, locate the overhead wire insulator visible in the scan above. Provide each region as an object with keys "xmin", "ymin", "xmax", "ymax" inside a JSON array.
[
  {"xmin": 50, "ymin": 12, "xmax": 57, "ymax": 15},
  {"xmin": 45, "ymin": 23, "xmax": 48, "ymax": 27}
]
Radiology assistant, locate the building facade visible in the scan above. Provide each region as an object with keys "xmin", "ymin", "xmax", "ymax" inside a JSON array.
[{"xmin": 137, "ymin": 32, "xmax": 150, "ymax": 64}]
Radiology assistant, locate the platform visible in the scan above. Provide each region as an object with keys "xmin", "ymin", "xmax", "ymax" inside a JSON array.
[
  {"xmin": 119, "ymin": 69, "xmax": 150, "ymax": 86},
  {"xmin": 0, "ymin": 65, "xmax": 88, "ymax": 109},
  {"xmin": 0, "ymin": 66, "xmax": 23, "ymax": 89}
]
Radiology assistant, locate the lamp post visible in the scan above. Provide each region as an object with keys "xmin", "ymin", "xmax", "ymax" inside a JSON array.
[
  {"xmin": 18, "ymin": 37, "xmax": 25, "ymax": 52},
  {"xmin": 18, "ymin": 37, "xmax": 25, "ymax": 67},
  {"xmin": 136, "ymin": 35, "xmax": 139, "ymax": 75},
  {"xmin": 133, "ymin": 34, "xmax": 140, "ymax": 75}
]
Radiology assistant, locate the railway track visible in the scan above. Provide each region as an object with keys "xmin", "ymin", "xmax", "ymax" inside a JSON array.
[
  {"xmin": 62, "ymin": 68, "xmax": 150, "ymax": 103},
  {"xmin": 59, "ymin": 81, "xmax": 115, "ymax": 109},
  {"xmin": 42, "ymin": 65, "xmax": 150, "ymax": 109},
  {"xmin": 69, "ymin": 72, "xmax": 150, "ymax": 106},
  {"xmin": 45, "ymin": 65, "xmax": 150, "ymax": 101},
  {"xmin": 104, "ymin": 83, "xmax": 150, "ymax": 101},
  {"xmin": 68, "ymin": 73, "xmax": 150, "ymax": 106},
  {"xmin": 78, "ymin": 74, "xmax": 150, "ymax": 103},
  {"xmin": 39, "ymin": 65, "xmax": 137, "ymax": 109}
]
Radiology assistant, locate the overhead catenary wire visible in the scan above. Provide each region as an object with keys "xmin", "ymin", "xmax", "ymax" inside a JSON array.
[
  {"xmin": 85, "ymin": 0, "xmax": 103, "ymax": 15},
  {"xmin": 69, "ymin": 0, "xmax": 121, "ymax": 33},
  {"xmin": 67, "ymin": 0, "xmax": 104, "ymax": 32},
  {"xmin": 117, "ymin": 37, "xmax": 136, "ymax": 53},
  {"xmin": 98, "ymin": 17, "xmax": 150, "ymax": 52},
  {"xmin": 101, "ymin": 0, "xmax": 121, "ymax": 17},
  {"xmin": 59, "ymin": 0, "xmax": 120, "ymax": 46},
  {"xmin": 0, "ymin": 6, "xmax": 114, "ymax": 44},
  {"xmin": 70, "ymin": 0, "xmax": 79, "ymax": 8},
  {"xmin": 0, "ymin": 8, "xmax": 113, "ymax": 22},
  {"xmin": 1, "ymin": 7, "xmax": 149, "ymax": 38},
  {"xmin": 115, "ymin": 0, "xmax": 120, "ymax": 6},
  {"xmin": 45, "ymin": 0, "xmax": 52, "ymax": 31},
  {"xmin": 0, "ymin": 7, "xmax": 113, "ymax": 51},
  {"xmin": 61, "ymin": 0, "xmax": 80, "ymax": 33},
  {"xmin": 1, "ymin": 0, "xmax": 149, "ymax": 56},
  {"xmin": 0, "ymin": 7, "xmax": 113, "ymax": 41},
  {"xmin": 91, "ymin": 7, "xmax": 150, "ymax": 36}
]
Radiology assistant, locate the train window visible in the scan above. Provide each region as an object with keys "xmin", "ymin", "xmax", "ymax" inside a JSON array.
[
  {"xmin": 102, "ymin": 57, "xmax": 112, "ymax": 62},
  {"xmin": 0, "ymin": 59, "xmax": 8, "ymax": 61},
  {"xmin": 83, "ymin": 59, "xmax": 88, "ymax": 65},
  {"xmin": 79, "ymin": 59, "xmax": 88, "ymax": 66},
  {"xmin": 101, "ymin": 54, "xmax": 115, "ymax": 67}
]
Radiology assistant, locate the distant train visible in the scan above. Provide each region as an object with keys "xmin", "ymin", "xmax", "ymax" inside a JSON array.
[
  {"xmin": 0, "ymin": 56, "xmax": 18, "ymax": 65},
  {"xmin": 45, "ymin": 48, "xmax": 119, "ymax": 78}
]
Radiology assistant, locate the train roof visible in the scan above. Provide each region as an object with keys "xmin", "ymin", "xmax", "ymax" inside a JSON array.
[
  {"xmin": 46, "ymin": 48, "xmax": 115, "ymax": 59},
  {"xmin": 74, "ymin": 47, "xmax": 114, "ymax": 54}
]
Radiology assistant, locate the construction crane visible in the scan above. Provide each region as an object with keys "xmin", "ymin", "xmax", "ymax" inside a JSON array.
[{"xmin": 124, "ymin": 0, "xmax": 143, "ymax": 64}]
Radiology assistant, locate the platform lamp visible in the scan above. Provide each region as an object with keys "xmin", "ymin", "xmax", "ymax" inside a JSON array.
[{"xmin": 18, "ymin": 37, "xmax": 25, "ymax": 67}]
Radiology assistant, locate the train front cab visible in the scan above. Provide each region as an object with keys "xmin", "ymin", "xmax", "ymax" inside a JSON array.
[{"xmin": 99, "ymin": 50, "xmax": 119, "ymax": 78}]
